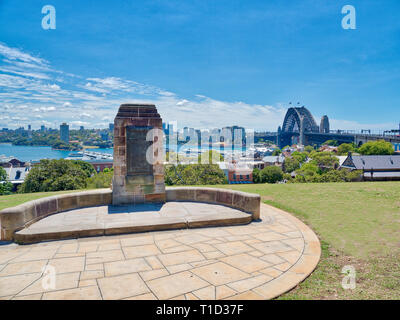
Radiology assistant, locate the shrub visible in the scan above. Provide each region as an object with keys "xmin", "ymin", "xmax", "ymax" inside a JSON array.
[
  {"xmin": 0, "ymin": 167, "xmax": 7, "ymax": 181},
  {"xmin": 0, "ymin": 182, "xmax": 13, "ymax": 195},
  {"xmin": 260, "ymin": 166, "xmax": 283, "ymax": 184},
  {"xmin": 87, "ymin": 170, "xmax": 113, "ymax": 189},
  {"xmin": 164, "ymin": 164, "xmax": 227, "ymax": 185},
  {"xmin": 252, "ymin": 168, "xmax": 262, "ymax": 183}
]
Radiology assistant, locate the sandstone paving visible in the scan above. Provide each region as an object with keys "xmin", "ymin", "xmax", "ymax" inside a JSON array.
[
  {"xmin": 97, "ymin": 273, "xmax": 149, "ymax": 300},
  {"xmin": 0, "ymin": 260, "xmax": 47, "ymax": 277},
  {"xmin": 42, "ymin": 286, "xmax": 102, "ymax": 300},
  {"xmin": 147, "ymin": 271, "xmax": 209, "ymax": 300},
  {"xmin": 220, "ymin": 253, "xmax": 271, "ymax": 273},
  {"xmin": 157, "ymin": 249, "xmax": 205, "ymax": 266},
  {"xmin": 104, "ymin": 258, "xmax": 152, "ymax": 277},
  {"xmin": 191, "ymin": 262, "xmax": 249, "ymax": 286},
  {"xmin": 0, "ymin": 203, "xmax": 320, "ymax": 300}
]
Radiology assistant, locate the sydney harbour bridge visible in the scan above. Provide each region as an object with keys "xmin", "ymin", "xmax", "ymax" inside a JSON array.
[{"xmin": 255, "ymin": 106, "xmax": 400, "ymax": 149}]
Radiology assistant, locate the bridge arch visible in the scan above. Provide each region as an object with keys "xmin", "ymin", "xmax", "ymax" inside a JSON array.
[{"xmin": 281, "ymin": 107, "xmax": 319, "ymax": 133}]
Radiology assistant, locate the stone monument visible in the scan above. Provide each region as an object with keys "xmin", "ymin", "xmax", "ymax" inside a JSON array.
[{"xmin": 112, "ymin": 103, "xmax": 165, "ymax": 205}]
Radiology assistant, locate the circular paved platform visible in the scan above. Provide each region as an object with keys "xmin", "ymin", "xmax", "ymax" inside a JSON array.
[
  {"xmin": 15, "ymin": 202, "xmax": 253, "ymax": 243},
  {"xmin": 0, "ymin": 204, "xmax": 320, "ymax": 300}
]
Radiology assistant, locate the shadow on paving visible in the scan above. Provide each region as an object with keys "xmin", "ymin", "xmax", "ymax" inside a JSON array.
[{"xmin": 107, "ymin": 203, "xmax": 163, "ymax": 214}]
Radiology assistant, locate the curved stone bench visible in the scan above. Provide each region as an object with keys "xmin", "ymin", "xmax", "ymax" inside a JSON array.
[{"xmin": 0, "ymin": 187, "xmax": 260, "ymax": 241}]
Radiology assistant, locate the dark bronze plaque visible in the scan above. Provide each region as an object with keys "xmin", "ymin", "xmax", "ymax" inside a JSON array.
[{"xmin": 126, "ymin": 126, "xmax": 153, "ymax": 176}]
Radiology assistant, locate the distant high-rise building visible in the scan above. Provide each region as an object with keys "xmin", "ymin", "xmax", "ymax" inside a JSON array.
[
  {"xmin": 100, "ymin": 131, "xmax": 109, "ymax": 141},
  {"xmin": 60, "ymin": 123, "xmax": 69, "ymax": 144},
  {"xmin": 109, "ymin": 123, "xmax": 114, "ymax": 131},
  {"xmin": 80, "ymin": 126, "xmax": 84, "ymax": 131},
  {"xmin": 40, "ymin": 125, "xmax": 46, "ymax": 132},
  {"xmin": 168, "ymin": 123, "xmax": 175, "ymax": 134},
  {"xmin": 183, "ymin": 127, "xmax": 189, "ymax": 138},
  {"xmin": 16, "ymin": 127, "xmax": 25, "ymax": 134},
  {"xmin": 319, "ymin": 115, "xmax": 330, "ymax": 134},
  {"xmin": 27, "ymin": 125, "xmax": 32, "ymax": 139}
]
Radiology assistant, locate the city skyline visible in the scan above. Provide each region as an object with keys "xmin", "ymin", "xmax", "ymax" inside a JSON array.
[{"xmin": 1, "ymin": 0, "xmax": 400, "ymax": 131}]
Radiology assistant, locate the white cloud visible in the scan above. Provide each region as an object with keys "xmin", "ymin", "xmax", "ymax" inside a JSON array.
[
  {"xmin": 33, "ymin": 106, "xmax": 56, "ymax": 112},
  {"xmin": 0, "ymin": 43, "xmax": 48, "ymax": 66},
  {"xmin": 80, "ymin": 112, "xmax": 95, "ymax": 119}
]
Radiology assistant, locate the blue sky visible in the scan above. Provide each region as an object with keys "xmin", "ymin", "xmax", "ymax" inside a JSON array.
[{"xmin": 0, "ymin": 0, "xmax": 400, "ymax": 131}]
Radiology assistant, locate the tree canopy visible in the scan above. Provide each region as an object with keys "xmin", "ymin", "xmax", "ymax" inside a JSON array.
[
  {"xmin": 358, "ymin": 140, "xmax": 394, "ymax": 155},
  {"xmin": 272, "ymin": 149, "xmax": 281, "ymax": 156},
  {"xmin": 0, "ymin": 167, "xmax": 7, "ymax": 181},
  {"xmin": 260, "ymin": 166, "xmax": 283, "ymax": 184},
  {"xmin": 165, "ymin": 164, "xmax": 227, "ymax": 185},
  {"xmin": 19, "ymin": 159, "xmax": 88, "ymax": 193},
  {"xmin": 337, "ymin": 143, "xmax": 356, "ymax": 155},
  {"xmin": 323, "ymin": 140, "xmax": 339, "ymax": 146},
  {"xmin": 283, "ymin": 157, "xmax": 300, "ymax": 173}
]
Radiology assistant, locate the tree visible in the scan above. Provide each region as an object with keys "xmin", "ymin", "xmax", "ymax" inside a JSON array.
[
  {"xmin": 0, "ymin": 167, "xmax": 7, "ymax": 181},
  {"xmin": 0, "ymin": 182, "xmax": 13, "ymax": 195},
  {"xmin": 283, "ymin": 157, "xmax": 300, "ymax": 173},
  {"xmin": 357, "ymin": 140, "xmax": 394, "ymax": 155},
  {"xmin": 323, "ymin": 140, "xmax": 339, "ymax": 146},
  {"xmin": 337, "ymin": 143, "xmax": 356, "ymax": 155},
  {"xmin": 272, "ymin": 149, "xmax": 281, "ymax": 156},
  {"xmin": 291, "ymin": 151, "xmax": 307, "ymax": 163},
  {"xmin": 296, "ymin": 162, "xmax": 319, "ymax": 177},
  {"xmin": 164, "ymin": 164, "xmax": 227, "ymax": 185},
  {"xmin": 19, "ymin": 159, "xmax": 88, "ymax": 193},
  {"xmin": 71, "ymin": 160, "xmax": 96, "ymax": 178},
  {"xmin": 309, "ymin": 151, "xmax": 339, "ymax": 171},
  {"xmin": 252, "ymin": 168, "xmax": 262, "ymax": 183},
  {"xmin": 260, "ymin": 166, "xmax": 283, "ymax": 184},
  {"xmin": 304, "ymin": 145, "xmax": 314, "ymax": 153},
  {"xmin": 87, "ymin": 170, "xmax": 113, "ymax": 189}
]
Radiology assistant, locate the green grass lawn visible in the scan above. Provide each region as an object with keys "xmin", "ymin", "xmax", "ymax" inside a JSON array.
[
  {"xmin": 1, "ymin": 182, "xmax": 399, "ymax": 299},
  {"xmin": 217, "ymin": 182, "xmax": 400, "ymax": 299},
  {"xmin": 0, "ymin": 190, "xmax": 81, "ymax": 211}
]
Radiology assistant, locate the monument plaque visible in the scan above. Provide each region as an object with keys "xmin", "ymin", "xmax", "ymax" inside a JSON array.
[
  {"xmin": 112, "ymin": 104, "xmax": 165, "ymax": 205},
  {"xmin": 126, "ymin": 126, "xmax": 153, "ymax": 175}
]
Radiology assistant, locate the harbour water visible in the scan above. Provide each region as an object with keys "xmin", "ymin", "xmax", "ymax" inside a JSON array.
[
  {"xmin": 0, "ymin": 143, "xmax": 248, "ymax": 162},
  {"xmin": 0, "ymin": 144, "xmax": 113, "ymax": 162}
]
